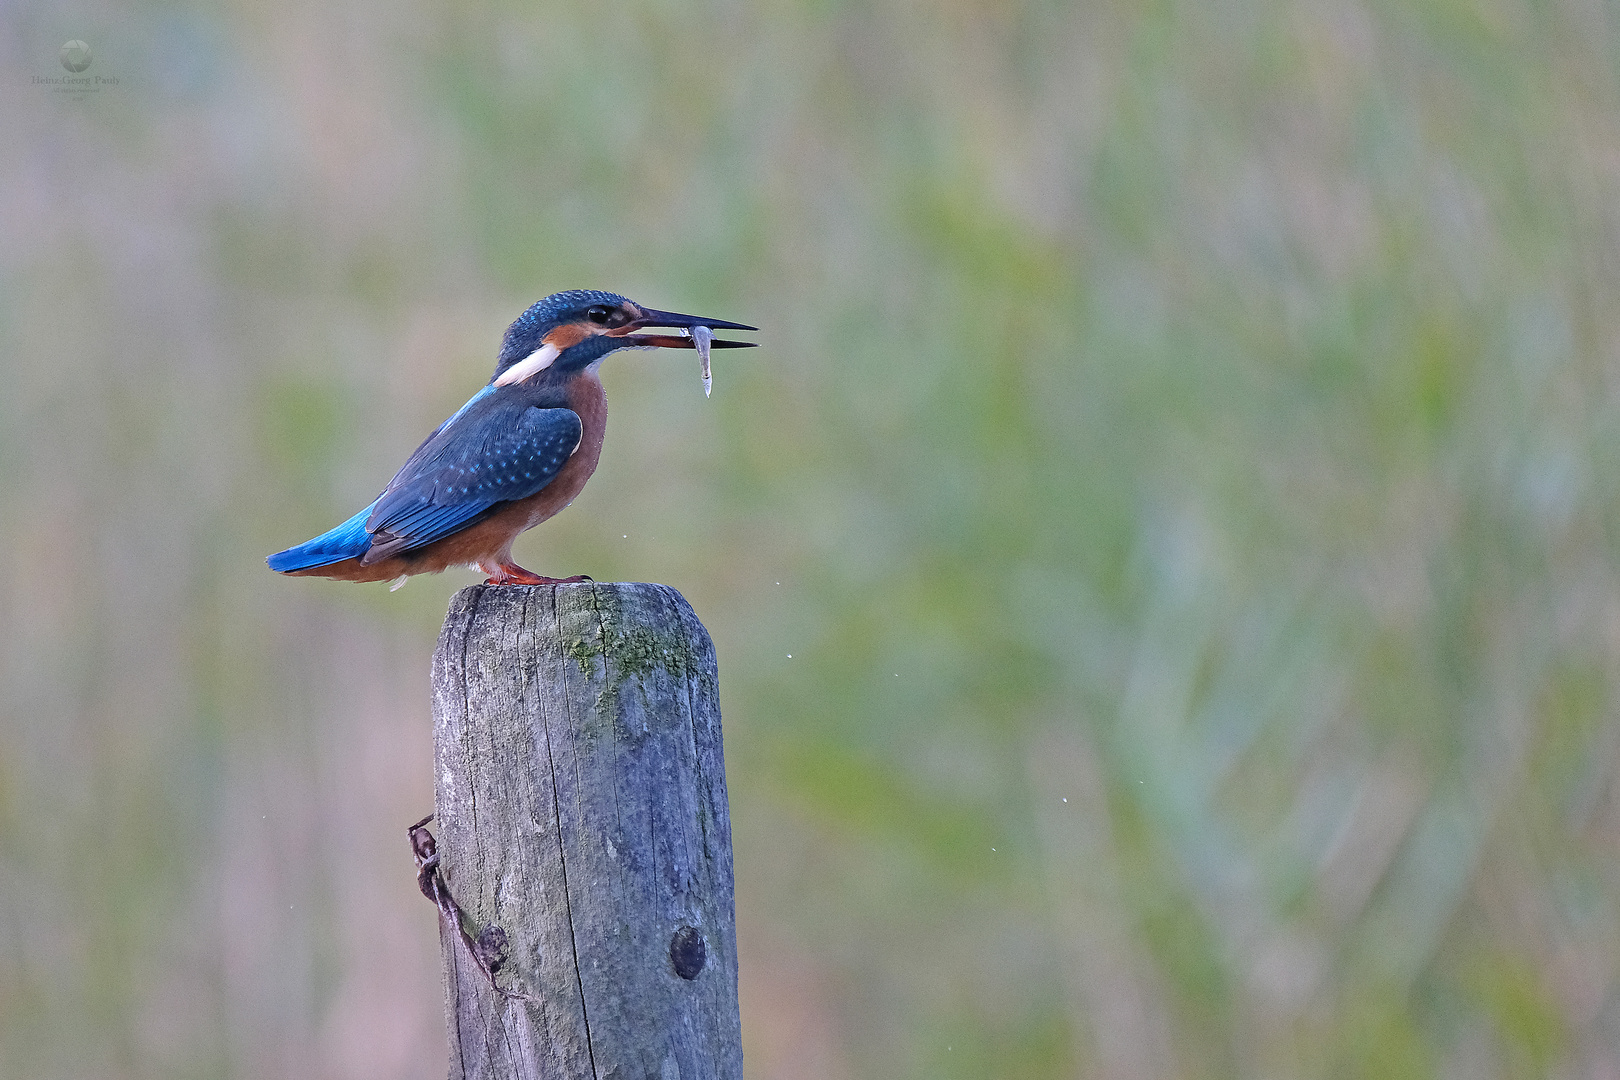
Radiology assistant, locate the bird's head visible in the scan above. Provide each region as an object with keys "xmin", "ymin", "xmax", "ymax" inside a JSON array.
[{"xmin": 492, "ymin": 289, "xmax": 756, "ymax": 387}]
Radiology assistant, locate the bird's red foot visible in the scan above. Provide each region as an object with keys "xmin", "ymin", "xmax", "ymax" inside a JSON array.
[{"xmin": 483, "ymin": 562, "xmax": 593, "ymax": 586}]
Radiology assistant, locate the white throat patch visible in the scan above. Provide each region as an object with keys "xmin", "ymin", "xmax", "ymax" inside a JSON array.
[{"xmin": 494, "ymin": 342, "xmax": 561, "ymax": 386}]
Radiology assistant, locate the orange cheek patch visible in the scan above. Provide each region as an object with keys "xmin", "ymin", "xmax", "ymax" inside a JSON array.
[{"xmin": 544, "ymin": 324, "xmax": 594, "ymax": 350}]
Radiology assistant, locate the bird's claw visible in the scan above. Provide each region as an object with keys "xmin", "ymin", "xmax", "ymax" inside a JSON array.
[{"xmin": 482, "ymin": 564, "xmax": 592, "ymax": 586}]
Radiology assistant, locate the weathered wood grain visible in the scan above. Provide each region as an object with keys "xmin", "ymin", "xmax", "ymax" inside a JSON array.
[{"xmin": 429, "ymin": 582, "xmax": 740, "ymax": 1080}]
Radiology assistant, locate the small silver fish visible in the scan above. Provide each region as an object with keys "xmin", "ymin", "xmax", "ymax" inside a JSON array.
[{"xmin": 690, "ymin": 324, "xmax": 714, "ymax": 397}]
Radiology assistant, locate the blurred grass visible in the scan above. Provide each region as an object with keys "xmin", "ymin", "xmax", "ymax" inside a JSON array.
[{"xmin": 5, "ymin": 0, "xmax": 1620, "ymax": 1077}]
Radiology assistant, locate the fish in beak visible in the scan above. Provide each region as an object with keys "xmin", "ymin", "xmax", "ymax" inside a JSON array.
[{"xmin": 608, "ymin": 308, "xmax": 757, "ymax": 396}]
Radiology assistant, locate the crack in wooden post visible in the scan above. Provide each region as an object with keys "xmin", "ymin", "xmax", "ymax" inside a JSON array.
[{"xmin": 429, "ymin": 582, "xmax": 742, "ymax": 1080}]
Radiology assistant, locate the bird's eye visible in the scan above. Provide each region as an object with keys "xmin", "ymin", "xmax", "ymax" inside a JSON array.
[{"xmin": 586, "ymin": 305, "xmax": 614, "ymax": 325}]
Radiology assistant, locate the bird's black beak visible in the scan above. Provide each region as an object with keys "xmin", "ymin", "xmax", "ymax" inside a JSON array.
[{"xmin": 608, "ymin": 307, "xmax": 758, "ymax": 350}]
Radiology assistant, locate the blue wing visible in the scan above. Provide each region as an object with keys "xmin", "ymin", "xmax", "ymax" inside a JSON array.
[
  {"xmin": 266, "ymin": 387, "xmax": 582, "ymax": 572},
  {"xmin": 359, "ymin": 401, "xmax": 582, "ymax": 563}
]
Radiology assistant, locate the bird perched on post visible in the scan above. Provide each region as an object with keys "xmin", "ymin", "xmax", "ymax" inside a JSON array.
[{"xmin": 267, "ymin": 290, "xmax": 756, "ymax": 588}]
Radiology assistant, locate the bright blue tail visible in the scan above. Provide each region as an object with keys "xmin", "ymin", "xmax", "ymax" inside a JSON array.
[{"xmin": 266, "ymin": 502, "xmax": 378, "ymax": 572}]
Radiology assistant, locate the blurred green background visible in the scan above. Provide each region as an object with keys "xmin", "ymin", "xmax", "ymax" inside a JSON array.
[{"xmin": 4, "ymin": 0, "xmax": 1620, "ymax": 1076}]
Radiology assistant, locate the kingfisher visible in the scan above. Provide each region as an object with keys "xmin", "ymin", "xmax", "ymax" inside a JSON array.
[{"xmin": 267, "ymin": 290, "xmax": 756, "ymax": 587}]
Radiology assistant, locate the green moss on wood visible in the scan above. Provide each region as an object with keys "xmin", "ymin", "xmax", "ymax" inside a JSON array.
[{"xmin": 563, "ymin": 585, "xmax": 710, "ymax": 685}]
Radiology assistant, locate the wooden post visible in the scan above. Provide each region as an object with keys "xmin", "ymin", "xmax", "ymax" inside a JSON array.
[{"xmin": 427, "ymin": 582, "xmax": 741, "ymax": 1080}]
